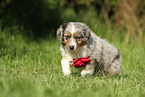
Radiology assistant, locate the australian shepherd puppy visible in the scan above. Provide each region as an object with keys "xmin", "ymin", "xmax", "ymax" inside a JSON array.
[{"xmin": 57, "ymin": 22, "xmax": 121, "ymax": 76}]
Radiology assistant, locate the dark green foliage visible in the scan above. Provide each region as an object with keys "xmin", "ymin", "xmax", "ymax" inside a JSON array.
[
  {"xmin": 0, "ymin": 0, "xmax": 145, "ymax": 41},
  {"xmin": 0, "ymin": 0, "xmax": 62, "ymax": 39}
]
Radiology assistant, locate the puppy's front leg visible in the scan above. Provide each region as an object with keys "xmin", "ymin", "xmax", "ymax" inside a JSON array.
[
  {"xmin": 61, "ymin": 57, "xmax": 71, "ymax": 75},
  {"xmin": 81, "ymin": 64, "xmax": 95, "ymax": 77}
]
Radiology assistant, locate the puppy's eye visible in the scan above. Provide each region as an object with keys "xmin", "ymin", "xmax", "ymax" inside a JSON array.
[{"xmin": 65, "ymin": 35, "xmax": 71, "ymax": 40}]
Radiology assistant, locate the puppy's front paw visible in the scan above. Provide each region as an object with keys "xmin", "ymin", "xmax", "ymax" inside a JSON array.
[
  {"xmin": 81, "ymin": 69, "xmax": 94, "ymax": 77},
  {"xmin": 63, "ymin": 69, "xmax": 71, "ymax": 75},
  {"xmin": 81, "ymin": 70, "xmax": 87, "ymax": 76}
]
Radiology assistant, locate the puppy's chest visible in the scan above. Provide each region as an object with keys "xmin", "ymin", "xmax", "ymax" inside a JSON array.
[{"xmin": 65, "ymin": 49, "xmax": 88, "ymax": 61}]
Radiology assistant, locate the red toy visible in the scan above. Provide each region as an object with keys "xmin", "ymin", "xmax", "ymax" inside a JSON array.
[{"xmin": 71, "ymin": 56, "xmax": 91, "ymax": 68}]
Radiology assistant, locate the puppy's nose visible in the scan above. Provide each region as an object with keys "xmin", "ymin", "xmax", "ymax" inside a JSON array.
[{"xmin": 69, "ymin": 45, "xmax": 74, "ymax": 50}]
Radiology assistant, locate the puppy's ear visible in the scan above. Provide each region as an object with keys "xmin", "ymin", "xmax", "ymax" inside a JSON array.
[
  {"xmin": 57, "ymin": 23, "xmax": 68, "ymax": 43},
  {"xmin": 83, "ymin": 25, "xmax": 91, "ymax": 43}
]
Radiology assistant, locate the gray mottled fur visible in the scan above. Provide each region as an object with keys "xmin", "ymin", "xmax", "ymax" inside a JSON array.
[
  {"xmin": 83, "ymin": 32, "xmax": 121, "ymax": 75},
  {"xmin": 57, "ymin": 22, "xmax": 122, "ymax": 75}
]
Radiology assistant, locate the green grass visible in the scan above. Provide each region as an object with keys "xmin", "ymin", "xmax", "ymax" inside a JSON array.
[{"xmin": 0, "ymin": 29, "xmax": 145, "ymax": 97}]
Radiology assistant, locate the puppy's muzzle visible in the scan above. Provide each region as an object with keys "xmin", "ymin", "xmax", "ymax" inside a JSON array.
[{"xmin": 69, "ymin": 45, "xmax": 74, "ymax": 50}]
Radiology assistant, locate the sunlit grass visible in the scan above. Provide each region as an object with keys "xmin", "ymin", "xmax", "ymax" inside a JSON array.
[{"xmin": 0, "ymin": 29, "xmax": 145, "ymax": 97}]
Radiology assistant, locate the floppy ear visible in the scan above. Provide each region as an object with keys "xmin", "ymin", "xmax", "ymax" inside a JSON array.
[
  {"xmin": 83, "ymin": 24, "xmax": 91, "ymax": 43},
  {"xmin": 57, "ymin": 23, "xmax": 68, "ymax": 43}
]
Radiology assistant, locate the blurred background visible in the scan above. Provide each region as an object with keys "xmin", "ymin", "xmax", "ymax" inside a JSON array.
[
  {"xmin": 0, "ymin": 1, "xmax": 145, "ymax": 96},
  {"xmin": 0, "ymin": 0, "xmax": 145, "ymax": 41}
]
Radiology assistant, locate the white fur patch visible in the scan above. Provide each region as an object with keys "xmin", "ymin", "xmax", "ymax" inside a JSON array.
[
  {"xmin": 68, "ymin": 23, "xmax": 77, "ymax": 51},
  {"xmin": 69, "ymin": 38, "xmax": 77, "ymax": 50},
  {"xmin": 70, "ymin": 23, "xmax": 75, "ymax": 34},
  {"xmin": 61, "ymin": 58, "xmax": 71, "ymax": 75}
]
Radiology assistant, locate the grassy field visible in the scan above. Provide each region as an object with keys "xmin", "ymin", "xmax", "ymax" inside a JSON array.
[{"xmin": 0, "ymin": 28, "xmax": 145, "ymax": 97}]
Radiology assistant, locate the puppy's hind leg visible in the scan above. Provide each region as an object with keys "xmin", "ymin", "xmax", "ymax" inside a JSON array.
[
  {"xmin": 61, "ymin": 57, "xmax": 71, "ymax": 75},
  {"xmin": 110, "ymin": 55, "xmax": 122, "ymax": 76}
]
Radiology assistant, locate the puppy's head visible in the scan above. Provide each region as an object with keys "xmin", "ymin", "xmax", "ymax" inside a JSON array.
[{"xmin": 57, "ymin": 22, "xmax": 91, "ymax": 51}]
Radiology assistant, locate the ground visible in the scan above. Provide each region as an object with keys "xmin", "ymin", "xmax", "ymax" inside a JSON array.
[{"xmin": 0, "ymin": 31, "xmax": 145, "ymax": 97}]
